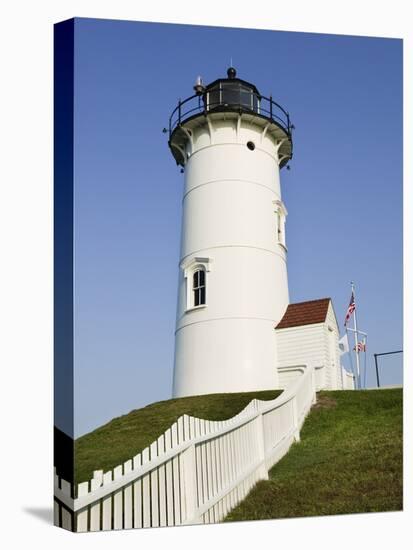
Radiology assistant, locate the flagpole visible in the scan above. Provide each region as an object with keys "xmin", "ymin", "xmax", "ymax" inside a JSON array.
[
  {"xmin": 345, "ymin": 327, "xmax": 356, "ymax": 386},
  {"xmin": 351, "ymin": 282, "xmax": 361, "ymax": 389},
  {"xmin": 363, "ymin": 337, "xmax": 367, "ymax": 388}
]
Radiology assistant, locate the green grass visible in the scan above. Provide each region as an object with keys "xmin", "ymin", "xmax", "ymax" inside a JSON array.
[
  {"xmin": 75, "ymin": 389, "xmax": 282, "ymax": 484},
  {"xmin": 225, "ymin": 389, "xmax": 403, "ymax": 521}
]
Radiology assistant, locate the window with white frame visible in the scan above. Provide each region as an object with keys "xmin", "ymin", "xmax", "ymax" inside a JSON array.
[
  {"xmin": 274, "ymin": 200, "xmax": 287, "ymax": 248},
  {"xmin": 193, "ymin": 268, "xmax": 206, "ymax": 306},
  {"xmin": 277, "ymin": 210, "xmax": 282, "ymax": 242},
  {"xmin": 181, "ymin": 256, "xmax": 211, "ymax": 311}
]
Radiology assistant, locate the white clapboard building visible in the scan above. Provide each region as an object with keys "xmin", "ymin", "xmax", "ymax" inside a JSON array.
[
  {"xmin": 275, "ymin": 298, "xmax": 355, "ymax": 390},
  {"xmin": 168, "ymin": 67, "xmax": 354, "ymax": 398}
]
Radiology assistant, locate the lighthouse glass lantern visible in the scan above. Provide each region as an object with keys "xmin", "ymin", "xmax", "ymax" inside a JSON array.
[{"xmin": 168, "ymin": 68, "xmax": 293, "ymax": 398}]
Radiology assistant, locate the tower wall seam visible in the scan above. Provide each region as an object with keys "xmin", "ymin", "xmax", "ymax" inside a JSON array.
[
  {"xmin": 175, "ymin": 316, "xmax": 282, "ymax": 334},
  {"xmin": 182, "ymin": 178, "xmax": 281, "ymax": 202},
  {"xmin": 179, "ymin": 244, "xmax": 287, "ymax": 265}
]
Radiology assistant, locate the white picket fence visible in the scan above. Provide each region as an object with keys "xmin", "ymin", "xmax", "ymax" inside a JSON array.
[{"xmin": 54, "ymin": 364, "xmax": 316, "ymax": 532}]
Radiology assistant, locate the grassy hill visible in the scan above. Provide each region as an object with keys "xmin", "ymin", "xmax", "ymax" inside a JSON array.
[
  {"xmin": 75, "ymin": 388, "xmax": 402, "ymax": 520},
  {"xmin": 75, "ymin": 389, "xmax": 282, "ymax": 484},
  {"xmin": 225, "ymin": 388, "xmax": 403, "ymax": 520}
]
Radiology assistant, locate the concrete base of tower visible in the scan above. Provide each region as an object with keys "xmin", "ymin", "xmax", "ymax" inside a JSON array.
[{"xmin": 172, "ymin": 318, "xmax": 280, "ymax": 398}]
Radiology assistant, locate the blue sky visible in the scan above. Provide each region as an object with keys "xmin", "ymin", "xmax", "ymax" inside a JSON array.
[{"xmin": 70, "ymin": 18, "xmax": 402, "ymax": 437}]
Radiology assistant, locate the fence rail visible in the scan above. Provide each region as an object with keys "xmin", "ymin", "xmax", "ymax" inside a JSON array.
[{"xmin": 54, "ymin": 364, "xmax": 316, "ymax": 531}]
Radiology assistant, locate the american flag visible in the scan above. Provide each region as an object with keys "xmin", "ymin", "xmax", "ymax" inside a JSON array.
[
  {"xmin": 344, "ymin": 291, "xmax": 356, "ymax": 326},
  {"xmin": 353, "ymin": 340, "xmax": 366, "ymax": 352}
]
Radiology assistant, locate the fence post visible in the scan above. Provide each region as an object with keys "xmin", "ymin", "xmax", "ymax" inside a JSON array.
[
  {"xmin": 255, "ymin": 413, "xmax": 269, "ymax": 480},
  {"xmin": 180, "ymin": 444, "xmax": 201, "ymax": 525},
  {"xmin": 292, "ymin": 396, "xmax": 300, "ymax": 442},
  {"xmin": 311, "ymin": 367, "xmax": 317, "ymax": 404},
  {"xmin": 60, "ymin": 479, "xmax": 74, "ymax": 531}
]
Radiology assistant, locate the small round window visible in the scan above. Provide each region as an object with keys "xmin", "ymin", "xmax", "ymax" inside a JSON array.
[{"xmin": 247, "ymin": 141, "xmax": 255, "ymax": 151}]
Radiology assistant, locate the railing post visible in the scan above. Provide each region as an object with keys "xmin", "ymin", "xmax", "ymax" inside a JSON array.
[
  {"xmin": 178, "ymin": 99, "xmax": 181, "ymax": 125},
  {"xmin": 270, "ymin": 95, "xmax": 273, "ymax": 120},
  {"xmin": 180, "ymin": 444, "xmax": 201, "ymax": 525}
]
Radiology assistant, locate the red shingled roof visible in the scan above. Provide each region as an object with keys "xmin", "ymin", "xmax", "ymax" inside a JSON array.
[{"xmin": 275, "ymin": 298, "xmax": 331, "ymax": 329}]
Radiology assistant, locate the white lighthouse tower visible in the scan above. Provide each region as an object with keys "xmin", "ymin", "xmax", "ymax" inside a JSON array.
[{"xmin": 168, "ymin": 67, "xmax": 293, "ymax": 398}]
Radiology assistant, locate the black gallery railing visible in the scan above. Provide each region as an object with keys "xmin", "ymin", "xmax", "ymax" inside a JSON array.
[{"xmin": 169, "ymin": 87, "xmax": 292, "ymax": 139}]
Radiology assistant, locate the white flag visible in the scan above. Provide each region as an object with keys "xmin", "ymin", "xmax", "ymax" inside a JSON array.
[{"xmin": 338, "ymin": 334, "xmax": 349, "ymax": 355}]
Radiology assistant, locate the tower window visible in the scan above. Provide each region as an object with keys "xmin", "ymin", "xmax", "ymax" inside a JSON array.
[
  {"xmin": 193, "ymin": 269, "xmax": 206, "ymax": 306},
  {"xmin": 277, "ymin": 211, "xmax": 282, "ymax": 240},
  {"xmin": 206, "ymin": 81, "xmax": 259, "ymax": 112},
  {"xmin": 181, "ymin": 256, "xmax": 211, "ymax": 312},
  {"xmin": 247, "ymin": 141, "xmax": 255, "ymax": 151},
  {"xmin": 276, "ymin": 209, "xmax": 285, "ymax": 246},
  {"xmin": 273, "ymin": 200, "xmax": 288, "ymax": 249}
]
